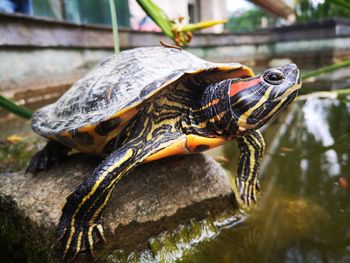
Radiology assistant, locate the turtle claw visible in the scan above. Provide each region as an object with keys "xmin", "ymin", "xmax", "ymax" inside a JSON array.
[
  {"xmin": 26, "ymin": 140, "xmax": 70, "ymax": 175},
  {"xmin": 236, "ymin": 178, "xmax": 258, "ymax": 207},
  {"xmin": 26, "ymin": 148, "xmax": 49, "ymax": 175},
  {"xmin": 61, "ymin": 229, "xmax": 83, "ymax": 262},
  {"xmin": 58, "ymin": 218, "xmax": 105, "ymax": 261}
]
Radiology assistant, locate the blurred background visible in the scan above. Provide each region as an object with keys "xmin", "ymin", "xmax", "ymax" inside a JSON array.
[
  {"xmin": 1, "ymin": 0, "xmax": 350, "ymax": 104},
  {"xmin": 0, "ymin": 1, "xmax": 350, "ymax": 262}
]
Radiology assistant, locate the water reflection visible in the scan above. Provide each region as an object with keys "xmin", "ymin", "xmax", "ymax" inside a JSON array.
[
  {"xmin": 1, "ymin": 94, "xmax": 349, "ymax": 262},
  {"xmin": 195, "ymin": 97, "xmax": 350, "ymax": 263},
  {"xmin": 303, "ymin": 99, "xmax": 340, "ymax": 177},
  {"xmin": 303, "ymin": 99, "xmax": 336, "ymax": 147}
]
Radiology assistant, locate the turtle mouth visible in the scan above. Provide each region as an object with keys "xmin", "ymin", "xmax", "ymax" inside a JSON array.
[{"xmin": 271, "ymin": 84, "xmax": 300, "ymax": 102}]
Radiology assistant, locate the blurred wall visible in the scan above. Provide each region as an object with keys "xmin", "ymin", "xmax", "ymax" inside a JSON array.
[
  {"xmin": 1, "ymin": 13, "xmax": 350, "ymax": 110},
  {"xmin": 200, "ymin": 0, "xmax": 228, "ymax": 33},
  {"xmin": 128, "ymin": 0, "xmax": 228, "ymax": 33}
]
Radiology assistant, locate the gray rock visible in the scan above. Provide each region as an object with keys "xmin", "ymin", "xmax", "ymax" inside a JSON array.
[{"xmin": 0, "ymin": 153, "xmax": 236, "ymax": 262}]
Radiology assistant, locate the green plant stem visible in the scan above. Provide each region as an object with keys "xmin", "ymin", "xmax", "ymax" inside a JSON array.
[
  {"xmin": 335, "ymin": 88, "xmax": 350, "ymax": 96},
  {"xmin": 136, "ymin": 0, "xmax": 173, "ymax": 38},
  {"xmin": 302, "ymin": 59, "xmax": 350, "ymax": 80},
  {"xmin": 297, "ymin": 88, "xmax": 350, "ymax": 101},
  {"xmin": 0, "ymin": 95, "xmax": 32, "ymax": 119},
  {"xmin": 109, "ymin": 0, "xmax": 120, "ymax": 54}
]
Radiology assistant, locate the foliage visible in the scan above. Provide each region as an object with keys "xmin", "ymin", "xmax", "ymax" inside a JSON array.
[
  {"xmin": 137, "ymin": 0, "xmax": 227, "ymax": 46},
  {"xmin": 0, "ymin": 139, "xmax": 38, "ymax": 173},
  {"xmin": 226, "ymin": 8, "xmax": 277, "ymax": 32},
  {"xmin": 63, "ymin": 0, "xmax": 130, "ymax": 27},
  {"xmin": 295, "ymin": 0, "xmax": 350, "ymax": 22},
  {"xmin": 137, "ymin": 0, "xmax": 173, "ymax": 38}
]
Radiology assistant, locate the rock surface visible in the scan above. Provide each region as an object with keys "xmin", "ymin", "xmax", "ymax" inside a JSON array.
[{"xmin": 0, "ymin": 153, "xmax": 236, "ymax": 262}]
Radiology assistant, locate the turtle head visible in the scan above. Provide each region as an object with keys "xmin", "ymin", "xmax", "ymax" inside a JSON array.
[{"xmin": 228, "ymin": 63, "xmax": 301, "ymax": 133}]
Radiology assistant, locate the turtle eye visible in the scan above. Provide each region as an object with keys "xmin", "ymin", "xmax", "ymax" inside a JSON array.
[{"xmin": 263, "ymin": 69, "xmax": 285, "ymax": 85}]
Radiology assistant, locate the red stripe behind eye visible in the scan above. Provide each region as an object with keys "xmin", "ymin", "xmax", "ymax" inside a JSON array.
[{"xmin": 229, "ymin": 77, "xmax": 261, "ymax": 97}]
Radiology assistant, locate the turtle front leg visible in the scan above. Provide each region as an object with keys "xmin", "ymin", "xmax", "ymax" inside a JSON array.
[
  {"xmin": 57, "ymin": 145, "xmax": 134, "ymax": 260},
  {"xmin": 235, "ymin": 130, "xmax": 265, "ymax": 206},
  {"xmin": 26, "ymin": 140, "xmax": 71, "ymax": 175},
  {"xmin": 57, "ymin": 133, "xmax": 183, "ymax": 260}
]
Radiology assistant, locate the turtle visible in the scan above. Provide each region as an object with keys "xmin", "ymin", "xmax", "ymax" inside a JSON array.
[{"xmin": 27, "ymin": 45, "xmax": 301, "ymax": 259}]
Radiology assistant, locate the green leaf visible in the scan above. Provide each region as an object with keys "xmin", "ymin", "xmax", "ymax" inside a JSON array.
[{"xmin": 136, "ymin": 0, "xmax": 174, "ymax": 38}]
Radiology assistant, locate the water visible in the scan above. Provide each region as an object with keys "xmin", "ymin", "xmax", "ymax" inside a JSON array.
[
  {"xmin": 1, "ymin": 69, "xmax": 350, "ymax": 262},
  {"xmin": 189, "ymin": 97, "xmax": 350, "ymax": 263}
]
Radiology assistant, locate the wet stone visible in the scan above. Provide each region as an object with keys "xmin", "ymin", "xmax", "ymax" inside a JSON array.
[{"xmin": 0, "ymin": 153, "xmax": 236, "ymax": 262}]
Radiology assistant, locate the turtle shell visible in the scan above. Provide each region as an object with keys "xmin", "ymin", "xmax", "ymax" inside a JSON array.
[{"xmin": 32, "ymin": 46, "xmax": 253, "ymax": 153}]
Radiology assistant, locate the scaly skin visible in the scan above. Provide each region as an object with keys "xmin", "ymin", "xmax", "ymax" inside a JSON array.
[
  {"xmin": 58, "ymin": 87, "xmax": 187, "ymax": 259},
  {"xmin": 58, "ymin": 133, "xmax": 184, "ymax": 259},
  {"xmin": 236, "ymin": 130, "xmax": 265, "ymax": 205},
  {"xmin": 27, "ymin": 63, "xmax": 301, "ymax": 260}
]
